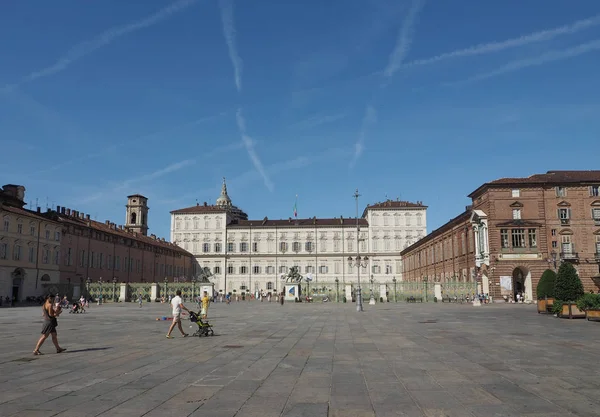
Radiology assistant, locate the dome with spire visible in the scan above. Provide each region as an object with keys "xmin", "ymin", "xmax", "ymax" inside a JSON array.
[{"xmin": 215, "ymin": 177, "xmax": 232, "ymax": 207}]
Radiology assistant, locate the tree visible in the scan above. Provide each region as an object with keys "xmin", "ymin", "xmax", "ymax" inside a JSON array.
[
  {"xmin": 554, "ymin": 262, "xmax": 584, "ymax": 302},
  {"xmin": 536, "ymin": 269, "xmax": 557, "ymax": 299}
]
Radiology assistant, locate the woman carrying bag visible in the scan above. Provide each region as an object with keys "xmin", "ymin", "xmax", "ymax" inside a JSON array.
[{"xmin": 33, "ymin": 294, "xmax": 67, "ymax": 355}]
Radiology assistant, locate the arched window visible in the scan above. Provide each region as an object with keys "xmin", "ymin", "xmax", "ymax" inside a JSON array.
[{"xmin": 130, "ymin": 212, "xmax": 137, "ymax": 224}]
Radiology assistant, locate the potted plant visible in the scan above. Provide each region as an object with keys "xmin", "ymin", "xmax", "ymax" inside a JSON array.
[
  {"xmin": 554, "ymin": 262, "xmax": 585, "ymax": 319},
  {"xmin": 576, "ymin": 293, "xmax": 600, "ymax": 321},
  {"xmin": 536, "ymin": 269, "xmax": 556, "ymax": 313}
]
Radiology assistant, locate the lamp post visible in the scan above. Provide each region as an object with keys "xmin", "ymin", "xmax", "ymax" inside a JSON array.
[
  {"xmin": 192, "ymin": 276, "xmax": 197, "ymax": 305},
  {"xmin": 348, "ymin": 188, "xmax": 368, "ymax": 312},
  {"xmin": 86, "ymin": 277, "xmax": 91, "ymax": 299},
  {"xmin": 335, "ymin": 278, "xmax": 340, "ymax": 303},
  {"xmin": 423, "ymin": 277, "xmax": 429, "ymax": 302},
  {"xmin": 164, "ymin": 277, "xmax": 168, "ymax": 300},
  {"xmin": 369, "ymin": 274, "xmax": 375, "ymax": 305},
  {"xmin": 112, "ymin": 277, "xmax": 117, "ymax": 302},
  {"xmin": 98, "ymin": 277, "xmax": 103, "ymax": 305},
  {"xmin": 392, "ymin": 277, "xmax": 397, "ymax": 302},
  {"xmin": 348, "ymin": 255, "xmax": 368, "ymax": 311}
]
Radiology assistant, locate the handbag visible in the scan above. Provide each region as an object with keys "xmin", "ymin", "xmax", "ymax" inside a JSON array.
[{"xmin": 51, "ymin": 317, "xmax": 58, "ymax": 327}]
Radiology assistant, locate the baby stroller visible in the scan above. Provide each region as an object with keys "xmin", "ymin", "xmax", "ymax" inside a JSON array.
[
  {"xmin": 189, "ymin": 310, "xmax": 214, "ymax": 337},
  {"xmin": 69, "ymin": 302, "xmax": 85, "ymax": 314}
]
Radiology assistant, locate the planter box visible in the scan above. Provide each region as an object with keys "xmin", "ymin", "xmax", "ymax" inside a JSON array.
[
  {"xmin": 560, "ymin": 303, "xmax": 586, "ymax": 319},
  {"xmin": 586, "ymin": 309, "xmax": 600, "ymax": 321},
  {"xmin": 538, "ymin": 298, "xmax": 554, "ymax": 313}
]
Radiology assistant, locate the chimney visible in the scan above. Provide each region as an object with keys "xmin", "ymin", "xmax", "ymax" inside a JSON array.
[
  {"xmin": 37, "ymin": 207, "xmax": 41, "ymax": 213},
  {"xmin": 56, "ymin": 205, "xmax": 61, "ymax": 213},
  {"xmin": 86, "ymin": 214, "xmax": 90, "ymax": 220},
  {"xmin": 204, "ymin": 202, "xmax": 208, "ymax": 206},
  {"xmin": 66, "ymin": 208, "xmax": 71, "ymax": 216},
  {"xmin": 105, "ymin": 220, "xmax": 110, "ymax": 226},
  {"xmin": 151, "ymin": 234, "xmax": 156, "ymax": 239}
]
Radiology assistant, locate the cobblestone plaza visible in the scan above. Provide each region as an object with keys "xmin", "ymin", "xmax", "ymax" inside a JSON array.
[{"xmin": 1, "ymin": 302, "xmax": 600, "ymax": 417}]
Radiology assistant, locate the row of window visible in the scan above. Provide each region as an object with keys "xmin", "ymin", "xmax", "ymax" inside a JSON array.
[
  {"xmin": 2, "ymin": 218, "xmax": 61, "ymax": 241},
  {"xmin": 511, "ymin": 186, "xmax": 600, "ymax": 198},
  {"xmin": 370, "ymin": 214, "xmax": 423, "ymax": 227},
  {"xmin": 205, "ymin": 263, "xmax": 396, "ymax": 275},
  {"xmin": 175, "ymin": 218, "xmax": 222, "ymax": 230},
  {"xmin": 500, "ymin": 229, "xmax": 537, "ymax": 249},
  {"xmin": 510, "ymin": 207, "xmax": 600, "ymax": 223},
  {"xmin": 76, "ymin": 249, "xmax": 186, "ymax": 277},
  {"xmin": 0, "ymin": 243, "xmax": 59, "ymax": 264}
]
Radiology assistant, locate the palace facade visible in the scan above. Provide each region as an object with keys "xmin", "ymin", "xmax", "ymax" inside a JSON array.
[
  {"xmin": 170, "ymin": 180, "xmax": 427, "ymax": 294},
  {"xmin": 401, "ymin": 171, "xmax": 600, "ymax": 301}
]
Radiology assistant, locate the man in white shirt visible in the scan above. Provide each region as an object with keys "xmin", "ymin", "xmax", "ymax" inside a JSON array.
[{"xmin": 166, "ymin": 290, "xmax": 189, "ymax": 339}]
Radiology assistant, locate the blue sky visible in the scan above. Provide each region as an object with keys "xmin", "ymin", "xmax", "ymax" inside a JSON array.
[{"xmin": 1, "ymin": 0, "xmax": 599, "ymax": 240}]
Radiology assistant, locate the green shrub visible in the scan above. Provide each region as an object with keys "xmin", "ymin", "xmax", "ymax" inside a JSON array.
[
  {"xmin": 536, "ymin": 269, "xmax": 557, "ymax": 299},
  {"xmin": 576, "ymin": 293, "xmax": 600, "ymax": 311},
  {"xmin": 554, "ymin": 262, "xmax": 584, "ymax": 302},
  {"xmin": 552, "ymin": 300, "xmax": 564, "ymax": 315}
]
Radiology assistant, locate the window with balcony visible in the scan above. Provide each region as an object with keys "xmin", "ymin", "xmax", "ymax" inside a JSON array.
[
  {"xmin": 512, "ymin": 189, "xmax": 520, "ymax": 197},
  {"xmin": 500, "ymin": 229, "xmax": 509, "ymax": 248},
  {"xmin": 511, "ymin": 229, "xmax": 526, "ymax": 248},
  {"xmin": 558, "ymin": 208, "xmax": 571, "ymax": 225},
  {"xmin": 240, "ymin": 266, "xmax": 247, "ymax": 274},
  {"xmin": 528, "ymin": 229, "xmax": 537, "ymax": 248},
  {"xmin": 202, "ymin": 243, "xmax": 210, "ymax": 253},
  {"xmin": 253, "ymin": 265, "xmax": 260, "ymax": 274},
  {"xmin": 227, "ymin": 265, "xmax": 234, "ymax": 274},
  {"xmin": 590, "ymin": 186, "xmax": 599, "ymax": 197},
  {"xmin": 561, "ymin": 235, "xmax": 573, "ymax": 255},
  {"xmin": 240, "ymin": 242, "xmax": 248, "ymax": 252},
  {"xmin": 292, "ymin": 241, "xmax": 301, "ymax": 252},
  {"xmin": 556, "ymin": 186, "xmax": 566, "ymax": 197},
  {"xmin": 227, "ymin": 242, "xmax": 235, "ymax": 252},
  {"xmin": 305, "ymin": 241, "xmax": 313, "ymax": 252},
  {"xmin": 512, "ymin": 209, "xmax": 521, "ymax": 220}
]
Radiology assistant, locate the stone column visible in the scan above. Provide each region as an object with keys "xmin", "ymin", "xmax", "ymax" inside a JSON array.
[
  {"xmin": 119, "ymin": 283, "xmax": 127, "ymax": 302},
  {"xmin": 151, "ymin": 283, "xmax": 158, "ymax": 302},
  {"xmin": 345, "ymin": 284, "xmax": 352, "ymax": 302},
  {"xmin": 434, "ymin": 283, "xmax": 442, "ymax": 301},
  {"xmin": 379, "ymin": 284, "xmax": 387, "ymax": 302}
]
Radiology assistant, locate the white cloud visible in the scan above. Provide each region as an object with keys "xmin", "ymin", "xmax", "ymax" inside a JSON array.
[
  {"xmin": 219, "ymin": 0, "xmax": 243, "ymax": 92},
  {"xmin": 79, "ymin": 159, "xmax": 195, "ymax": 204},
  {"xmin": 1, "ymin": 0, "xmax": 196, "ymax": 91},
  {"xmin": 404, "ymin": 14, "xmax": 600, "ymax": 68},
  {"xmin": 383, "ymin": 0, "xmax": 425, "ymax": 78},
  {"xmin": 454, "ymin": 39, "xmax": 600, "ymax": 84},
  {"xmin": 236, "ymin": 109, "xmax": 273, "ymax": 191},
  {"xmin": 289, "ymin": 113, "xmax": 347, "ymax": 131},
  {"xmin": 350, "ymin": 105, "xmax": 377, "ymax": 168}
]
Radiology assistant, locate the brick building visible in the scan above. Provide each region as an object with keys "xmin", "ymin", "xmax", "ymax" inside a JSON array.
[
  {"xmin": 1, "ymin": 184, "xmax": 197, "ymax": 301},
  {"xmin": 401, "ymin": 171, "xmax": 600, "ymax": 301}
]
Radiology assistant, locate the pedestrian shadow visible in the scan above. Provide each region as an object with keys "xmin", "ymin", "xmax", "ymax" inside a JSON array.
[{"xmin": 66, "ymin": 347, "xmax": 113, "ymax": 353}]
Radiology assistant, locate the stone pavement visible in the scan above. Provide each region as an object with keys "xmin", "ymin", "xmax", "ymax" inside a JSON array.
[{"xmin": 1, "ymin": 300, "xmax": 600, "ymax": 417}]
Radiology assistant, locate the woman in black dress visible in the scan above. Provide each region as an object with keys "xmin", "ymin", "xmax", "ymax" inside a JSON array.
[{"xmin": 33, "ymin": 294, "xmax": 66, "ymax": 355}]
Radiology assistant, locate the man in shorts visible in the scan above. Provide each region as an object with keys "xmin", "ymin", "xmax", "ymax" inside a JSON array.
[{"xmin": 166, "ymin": 290, "xmax": 189, "ymax": 339}]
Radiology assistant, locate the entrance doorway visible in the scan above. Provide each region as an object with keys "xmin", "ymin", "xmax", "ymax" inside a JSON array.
[
  {"xmin": 11, "ymin": 268, "xmax": 24, "ymax": 302},
  {"xmin": 512, "ymin": 267, "xmax": 533, "ymax": 301}
]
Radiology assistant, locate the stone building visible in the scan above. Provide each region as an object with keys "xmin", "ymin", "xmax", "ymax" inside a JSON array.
[
  {"xmin": 0, "ymin": 185, "xmax": 62, "ymax": 302},
  {"xmin": 170, "ymin": 179, "xmax": 427, "ymax": 295},
  {"xmin": 401, "ymin": 171, "xmax": 600, "ymax": 301}
]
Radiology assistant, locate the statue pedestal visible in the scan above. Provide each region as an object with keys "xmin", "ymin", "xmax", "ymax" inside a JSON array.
[
  {"xmin": 434, "ymin": 283, "xmax": 442, "ymax": 301},
  {"xmin": 379, "ymin": 284, "xmax": 387, "ymax": 302},
  {"xmin": 285, "ymin": 284, "xmax": 300, "ymax": 301},
  {"xmin": 369, "ymin": 296, "xmax": 376, "ymax": 305}
]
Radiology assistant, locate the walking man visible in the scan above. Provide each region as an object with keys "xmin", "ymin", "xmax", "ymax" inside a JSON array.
[
  {"xmin": 138, "ymin": 293, "xmax": 143, "ymax": 308},
  {"xmin": 201, "ymin": 291, "xmax": 210, "ymax": 319},
  {"xmin": 166, "ymin": 290, "xmax": 189, "ymax": 339}
]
